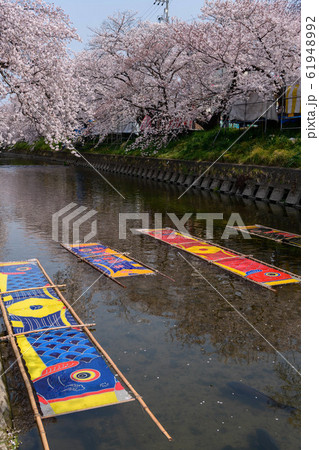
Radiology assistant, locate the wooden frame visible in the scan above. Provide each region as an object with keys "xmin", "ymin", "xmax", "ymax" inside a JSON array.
[
  {"xmin": 36, "ymin": 259, "xmax": 172, "ymax": 441},
  {"xmin": 61, "ymin": 243, "xmax": 174, "ymax": 287},
  {"xmin": 0, "ymin": 284, "xmax": 66, "ymax": 295},
  {"xmin": 227, "ymin": 224, "xmax": 301, "ymax": 248},
  {"xmin": 136, "ymin": 228, "xmax": 301, "ymax": 292},
  {"xmin": 0, "ymin": 323, "xmax": 96, "ymax": 341},
  {"xmin": 0, "ymin": 259, "xmax": 173, "ymax": 448}
]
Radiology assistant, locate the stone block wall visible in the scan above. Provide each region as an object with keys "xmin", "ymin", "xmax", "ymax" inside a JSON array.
[{"xmin": 2, "ymin": 150, "xmax": 301, "ymax": 208}]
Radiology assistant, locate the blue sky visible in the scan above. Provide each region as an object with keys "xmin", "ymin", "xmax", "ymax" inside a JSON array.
[{"xmin": 53, "ymin": 0, "xmax": 203, "ymax": 52}]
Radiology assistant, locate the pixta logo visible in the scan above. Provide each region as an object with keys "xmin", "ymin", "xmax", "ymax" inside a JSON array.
[
  {"xmin": 52, "ymin": 203, "xmax": 97, "ymax": 244},
  {"xmin": 118, "ymin": 212, "xmax": 250, "ymax": 239}
]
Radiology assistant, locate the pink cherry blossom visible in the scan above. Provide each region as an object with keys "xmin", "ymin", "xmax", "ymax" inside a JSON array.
[
  {"xmin": 1, "ymin": 1, "xmax": 301, "ymax": 150},
  {"xmin": 0, "ymin": 0, "xmax": 84, "ymax": 147}
]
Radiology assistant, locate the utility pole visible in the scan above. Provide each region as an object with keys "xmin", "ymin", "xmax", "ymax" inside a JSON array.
[
  {"xmin": 164, "ymin": 0, "xmax": 169, "ymax": 23},
  {"xmin": 154, "ymin": 0, "xmax": 169, "ymax": 23}
]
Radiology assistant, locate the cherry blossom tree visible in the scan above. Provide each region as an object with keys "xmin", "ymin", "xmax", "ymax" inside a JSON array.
[
  {"xmin": 0, "ymin": 99, "xmax": 40, "ymax": 144},
  {"xmin": 1, "ymin": 0, "xmax": 300, "ymax": 149},
  {"xmin": 77, "ymin": 12, "xmax": 213, "ymax": 149},
  {"xmin": 75, "ymin": 12, "xmax": 138, "ymax": 140},
  {"xmin": 79, "ymin": 1, "xmax": 300, "ymax": 146},
  {"xmin": 0, "ymin": 0, "xmax": 84, "ymax": 147}
]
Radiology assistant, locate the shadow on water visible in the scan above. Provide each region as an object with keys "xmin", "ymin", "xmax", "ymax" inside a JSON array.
[
  {"xmin": 223, "ymin": 428, "xmax": 280, "ymax": 450},
  {"xmin": 223, "ymin": 382, "xmax": 298, "ymax": 415}
]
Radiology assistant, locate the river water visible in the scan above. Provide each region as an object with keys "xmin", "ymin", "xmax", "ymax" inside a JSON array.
[{"xmin": 0, "ymin": 157, "xmax": 300, "ymax": 450}]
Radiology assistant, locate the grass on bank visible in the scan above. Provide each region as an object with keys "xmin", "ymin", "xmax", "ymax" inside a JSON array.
[
  {"xmin": 10, "ymin": 126, "xmax": 301, "ymax": 168},
  {"xmin": 78, "ymin": 126, "xmax": 301, "ymax": 167}
]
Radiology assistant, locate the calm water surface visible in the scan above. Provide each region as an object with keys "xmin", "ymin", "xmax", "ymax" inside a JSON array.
[{"xmin": 0, "ymin": 157, "xmax": 300, "ymax": 450}]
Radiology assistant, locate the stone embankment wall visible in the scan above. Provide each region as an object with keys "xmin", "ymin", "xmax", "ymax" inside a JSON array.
[{"xmin": 2, "ymin": 150, "xmax": 301, "ymax": 208}]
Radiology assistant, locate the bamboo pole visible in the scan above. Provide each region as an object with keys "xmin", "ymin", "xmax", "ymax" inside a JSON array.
[
  {"xmin": 36, "ymin": 259, "xmax": 173, "ymax": 442},
  {"xmin": 0, "ymin": 284, "xmax": 66, "ymax": 295},
  {"xmin": 0, "ymin": 294, "xmax": 50, "ymax": 450},
  {"xmin": 60, "ymin": 244, "xmax": 126, "ymax": 288},
  {"xmin": 281, "ymin": 240, "xmax": 300, "ymax": 248},
  {"xmin": 0, "ymin": 323, "xmax": 96, "ymax": 341}
]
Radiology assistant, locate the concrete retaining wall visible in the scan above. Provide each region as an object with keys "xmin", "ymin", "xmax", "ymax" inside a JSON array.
[{"xmin": 1, "ymin": 150, "xmax": 301, "ymax": 208}]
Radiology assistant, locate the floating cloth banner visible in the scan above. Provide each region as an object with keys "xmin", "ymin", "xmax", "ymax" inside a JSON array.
[
  {"xmin": 0, "ymin": 260, "xmax": 133, "ymax": 418},
  {"xmin": 136, "ymin": 228, "xmax": 301, "ymax": 290},
  {"xmin": 61, "ymin": 243, "xmax": 158, "ymax": 287},
  {"xmin": 228, "ymin": 225, "xmax": 301, "ymax": 248}
]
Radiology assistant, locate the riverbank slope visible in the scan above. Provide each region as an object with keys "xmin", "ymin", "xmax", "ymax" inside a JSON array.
[{"xmin": 10, "ymin": 127, "xmax": 301, "ymax": 168}]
